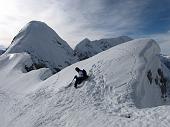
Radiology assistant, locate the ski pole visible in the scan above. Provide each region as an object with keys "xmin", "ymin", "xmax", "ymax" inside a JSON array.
[{"xmin": 71, "ymin": 77, "xmax": 75, "ymax": 83}]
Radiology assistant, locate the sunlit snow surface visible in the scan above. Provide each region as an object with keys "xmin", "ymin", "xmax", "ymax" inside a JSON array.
[{"xmin": 0, "ymin": 39, "xmax": 170, "ymax": 127}]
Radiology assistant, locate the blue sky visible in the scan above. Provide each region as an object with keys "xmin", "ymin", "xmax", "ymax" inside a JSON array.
[{"xmin": 0, "ymin": 0, "xmax": 170, "ymax": 54}]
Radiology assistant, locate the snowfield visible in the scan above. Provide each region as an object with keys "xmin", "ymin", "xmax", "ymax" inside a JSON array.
[{"xmin": 1, "ymin": 38, "xmax": 170, "ymax": 127}]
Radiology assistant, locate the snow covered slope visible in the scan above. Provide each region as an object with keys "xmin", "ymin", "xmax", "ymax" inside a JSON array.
[
  {"xmin": 1, "ymin": 38, "xmax": 170, "ymax": 127},
  {"xmin": 0, "ymin": 52, "xmax": 53, "ymax": 94},
  {"xmin": 5, "ymin": 21, "xmax": 77, "ymax": 72},
  {"xmin": 74, "ymin": 36, "xmax": 132, "ymax": 60}
]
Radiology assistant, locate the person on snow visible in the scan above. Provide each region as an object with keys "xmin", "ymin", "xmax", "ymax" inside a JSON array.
[
  {"xmin": 74, "ymin": 67, "xmax": 88, "ymax": 89},
  {"xmin": 157, "ymin": 68, "xmax": 167, "ymax": 98}
]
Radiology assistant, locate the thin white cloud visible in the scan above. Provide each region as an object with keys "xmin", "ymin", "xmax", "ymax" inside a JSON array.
[
  {"xmin": 154, "ymin": 33, "xmax": 170, "ymax": 55},
  {"xmin": 0, "ymin": 0, "xmax": 164, "ymax": 48},
  {"xmin": 139, "ymin": 32, "xmax": 170, "ymax": 55}
]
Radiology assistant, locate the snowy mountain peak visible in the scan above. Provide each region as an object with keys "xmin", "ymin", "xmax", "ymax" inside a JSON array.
[
  {"xmin": 25, "ymin": 20, "xmax": 47, "ymax": 28},
  {"xmin": 74, "ymin": 36, "xmax": 132, "ymax": 60},
  {"xmin": 115, "ymin": 35, "xmax": 132, "ymax": 40},
  {"xmin": 28, "ymin": 20, "xmax": 46, "ymax": 25},
  {"xmin": 5, "ymin": 21, "xmax": 77, "ymax": 72},
  {"xmin": 10, "ymin": 20, "xmax": 69, "ymax": 47},
  {"xmin": 81, "ymin": 38, "xmax": 91, "ymax": 43}
]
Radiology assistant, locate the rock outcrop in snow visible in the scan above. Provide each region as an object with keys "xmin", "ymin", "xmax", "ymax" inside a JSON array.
[
  {"xmin": 160, "ymin": 54, "xmax": 170, "ymax": 70},
  {"xmin": 0, "ymin": 46, "xmax": 5, "ymax": 55},
  {"xmin": 5, "ymin": 21, "xmax": 77, "ymax": 73},
  {"xmin": 74, "ymin": 36, "xmax": 132, "ymax": 60},
  {"xmin": 0, "ymin": 49, "xmax": 5, "ymax": 55}
]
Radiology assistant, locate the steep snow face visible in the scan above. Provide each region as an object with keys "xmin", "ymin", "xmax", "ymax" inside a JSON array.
[
  {"xmin": 0, "ymin": 52, "xmax": 53, "ymax": 126},
  {"xmin": 5, "ymin": 21, "xmax": 77, "ymax": 72},
  {"xmin": 3, "ymin": 39, "xmax": 170, "ymax": 127},
  {"xmin": 74, "ymin": 36, "xmax": 132, "ymax": 60}
]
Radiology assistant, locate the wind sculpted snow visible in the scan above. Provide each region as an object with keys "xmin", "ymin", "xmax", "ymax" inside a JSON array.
[{"xmin": 1, "ymin": 38, "xmax": 170, "ymax": 127}]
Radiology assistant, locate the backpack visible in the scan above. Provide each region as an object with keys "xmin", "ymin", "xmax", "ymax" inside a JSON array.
[{"xmin": 82, "ymin": 69, "xmax": 88, "ymax": 78}]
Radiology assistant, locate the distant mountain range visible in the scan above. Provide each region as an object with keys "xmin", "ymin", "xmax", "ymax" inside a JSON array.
[
  {"xmin": 4, "ymin": 21, "xmax": 133, "ymax": 73},
  {"xmin": 74, "ymin": 36, "xmax": 132, "ymax": 60}
]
